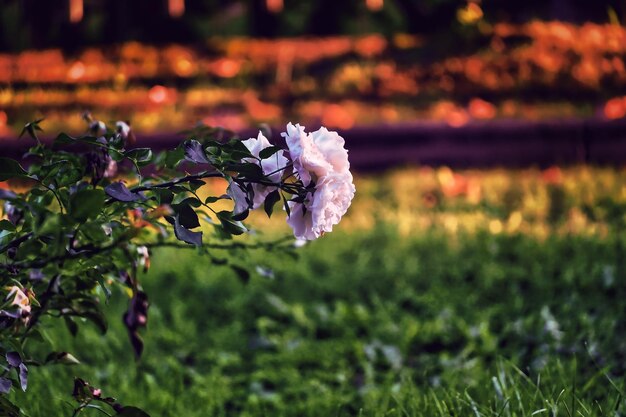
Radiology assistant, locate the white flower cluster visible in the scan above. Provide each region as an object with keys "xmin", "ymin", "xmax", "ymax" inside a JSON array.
[{"xmin": 229, "ymin": 123, "xmax": 355, "ymax": 240}]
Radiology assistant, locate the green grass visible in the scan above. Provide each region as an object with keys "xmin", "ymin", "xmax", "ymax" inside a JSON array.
[{"xmin": 12, "ymin": 225, "xmax": 626, "ymax": 416}]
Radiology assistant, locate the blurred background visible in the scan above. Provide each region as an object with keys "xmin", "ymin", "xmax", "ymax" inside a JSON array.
[
  {"xmin": 6, "ymin": 2, "xmax": 626, "ymax": 415},
  {"xmin": 2, "ymin": 0, "xmax": 626, "ymax": 169}
]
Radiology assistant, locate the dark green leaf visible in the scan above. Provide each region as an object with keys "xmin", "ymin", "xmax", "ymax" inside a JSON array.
[
  {"xmin": 229, "ymin": 139, "xmax": 254, "ymax": 158},
  {"xmin": 162, "ymin": 146, "xmax": 185, "ymax": 168},
  {"xmin": 231, "ymin": 209, "xmax": 249, "ymax": 221},
  {"xmin": 53, "ymin": 133, "xmax": 100, "ymax": 148},
  {"xmin": 205, "ymin": 194, "xmax": 229, "ymax": 204},
  {"xmin": 172, "ymin": 203, "xmax": 200, "ymax": 229},
  {"xmin": 178, "ymin": 196, "xmax": 202, "ymax": 208},
  {"xmin": 83, "ymin": 310, "xmax": 108, "ymax": 334},
  {"xmin": 64, "ymin": 316, "xmax": 78, "ymax": 336},
  {"xmin": 153, "ymin": 188, "xmax": 174, "ymax": 205},
  {"xmin": 0, "ymin": 220, "xmax": 16, "ymax": 232},
  {"xmin": 0, "ymin": 158, "xmax": 28, "ymax": 182},
  {"xmin": 259, "ymin": 146, "xmax": 282, "ymax": 160},
  {"xmin": 283, "ymin": 195, "xmax": 291, "ymax": 217},
  {"xmin": 125, "ymin": 148, "xmax": 153, "ymax": 166},
  {"xmin": 53, "ymin": 132, "xmax": 76, "ymax": 146},
  {"xmin": 80, "ymin": 222, "xmax": 107, "ymax": 242},
  {"xmin": 0, "ymin": 394, "xmax": 19, "ymax": 417},
  {"xmin": 226, "ymin": 162, "xmax": 264, "ymax": 179},
  {"xmin": 217, "ymin": 211, "xmax": 247, "ymax": 236},
  {"xmin": 69, "ymin": 189, "xmax": 105, "ymax": 221},
  {"xmin": 264, "ymin": 190, "xmax": 281, "ymax": 218},
  {"xmin": 188, "ymin": 179, "xmax": 205, "ymax": 191},
  {"xmin": 97, "ymin": 277, "xmax": 112, "ymax": 302},
  {"xmin": 72, "ymin": 378, "xmax": 92, "ymax": 402},
  {"xmin": 19, "ymin": 119, "xmax": 44, "ymax": 142}
]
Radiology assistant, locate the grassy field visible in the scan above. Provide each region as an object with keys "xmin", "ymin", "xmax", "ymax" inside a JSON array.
[{"xmin": 10, "ymin": 167, "xmax": 626, "ymax": 416}]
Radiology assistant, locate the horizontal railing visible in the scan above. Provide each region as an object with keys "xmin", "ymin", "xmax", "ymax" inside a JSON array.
[{"xmin": 2, "ymin": 118, "xmax": 626, "ymax": 171}]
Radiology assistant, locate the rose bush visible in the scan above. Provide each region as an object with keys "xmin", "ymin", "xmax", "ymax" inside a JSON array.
[{"xmin": 0, "ymin": 118, "xmax": 353, "ymax": 416}]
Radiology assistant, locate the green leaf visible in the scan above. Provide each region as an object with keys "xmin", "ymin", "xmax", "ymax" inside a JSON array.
[
  {"xmin": 188, "ymin": 179, "xmax": 205, "ymax": 191},
  {"xmin": 0, "ymin": 220, "xmax": 16, "ymax": 232},
  {"xmin": 162, "ymin": 146, "xmax": 185, "ymax": 169},
  {"xmin": 116, "ymin": 406, "xmax": 151, "ymax": 417},
  {"xmin": 125, "ymin": 148, "xmax": 153, "ymax": 166},
  {"xmin": 259, "ymin": 146, "xmax": 282, "ymax": 160},
  {"xmin": 0, "ymin": 395, "xmax": 20, "ymax": 416},
  {"xmin": 153, "ymin": 188, "xmax": 174, "ymax": 205},
  {"xmin": 205, "ymin": 194, "xmax": 229, "ymax": 204},
  {"xmin": 283, "ymin": 194, "xmax": 291, "ymax": 218},
  {"xmin": 226, "ymin": 162, "xmax": 264, "ymax": 179},
  {"xmin": 19, "ymin": 118, "xmax": 44, "ymax": 142},
  {"xmin": 0, "ymin": 158, "xmax": 28, "ymax": 182},
  {"xmin": 228, "ymin": 139, "xmax": 254, "ymax": 159},
  {"xmin": 53, "ymin": 132, "xmax": 76, "ymax": 146},
  {"xmin": 80, "ymin": 222, "xmax": 107, "ymax": 242},
  {"xmin": 217, "ymin": 211, "xmax": 247, "ymax": 236},
  {"xmin": 53, "ymin": 133, "xmax": 101, "ymax": 148},
  {"xmin": 64, "ymin": 316, "xmax": 78, "ymax": 336},
  {"xmin": 69, "ymin": 189, "xmax": 105, "ymax": 221},
  {"xmin": 83, "ymin": 310, "xmax": 108, "ymax": 334},
  {"xmin": 264, "ymin": 190, "xmax": 281, "ymax": 218}
]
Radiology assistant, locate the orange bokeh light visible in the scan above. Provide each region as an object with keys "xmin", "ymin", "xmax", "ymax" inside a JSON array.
[
  {"xmin": 168, "ymin": 0, "xmax": 185, "ymax": 18},
  {"xmin": 67, "ymin": 61, "xmax": 86, "ymax": 81},
  {"xmin": 446, "ymin": 109, "xmax": 470, "ymax": 127},
  {"xmin": 604, "ymin": 97, "xmax": 626, "ymax": 120},
  {"xmin": 322, "ymin": 104, "xmax": 355, "ymax": 130},
  {"xmin": 266, "ymin": 0, "xmax": 283, "ymax": 13},
  {"xmin": 212, "ymin": 58, "xmax": 241, "ymax": 78},
  {"xmin": 542, "ymin": 166, "xmax": 563, "ymax": 184},
  {"xmin": 366, "ymin": 0, "xmax": 384, "ymax": 11},
  {"xmin": 469, "ymin": 98, "xmax": 496, "ymax": 120},
  {"xmin": 69, "ymin": 0, "xmax": 83, "ymax": 23},
  {"xmin": 174, "ymin": 58, "xmax": 194, "ymax": 77},
  {"xmin": 148, "ymin": 85, "xmax": 175, "ymax": 105},
  {"xmin": 354, "ymin": 35, "xmax": 387, "ymax": 58}
]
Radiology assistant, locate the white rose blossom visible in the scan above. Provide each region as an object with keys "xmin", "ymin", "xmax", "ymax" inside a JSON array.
[
  {"xmin": 281, "ymin": 123, "xmax": 355, "ymax": 240},
  {"xmin": 228, "ymin": 131, "xmax": 289, "ymax": 215}
]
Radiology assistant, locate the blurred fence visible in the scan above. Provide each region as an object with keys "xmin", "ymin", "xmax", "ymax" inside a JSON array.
[{"xmin": 2, "ymin": 118, "xmax": 626, "ymax": 170}]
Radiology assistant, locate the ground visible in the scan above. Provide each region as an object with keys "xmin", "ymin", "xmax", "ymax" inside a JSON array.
[{"xmin": 11, "ymin": 168, "xmax": 626, "ymax": 416}]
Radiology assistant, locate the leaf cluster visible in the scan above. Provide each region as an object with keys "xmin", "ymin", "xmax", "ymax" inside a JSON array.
[{"xmin": 0, "ymin": 120, "xmax": 304, "ymax": 415}]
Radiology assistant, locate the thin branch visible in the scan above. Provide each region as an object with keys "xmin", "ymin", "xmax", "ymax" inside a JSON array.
[
  {"xmin": 2, "ymin": 237, "xmax": 128, "ymax": 272},
  {"xmin": 130, "ymin": 171, "xmax": 222, "ymax": 193},
  {"xmin": 0, "ymin": 232, "xmax": 33, "ymax": 255}
]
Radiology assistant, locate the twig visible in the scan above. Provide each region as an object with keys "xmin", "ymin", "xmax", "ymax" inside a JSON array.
[{"xmin": 0, "ymin": 232, "xmax": 33, "ymax": 255}]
